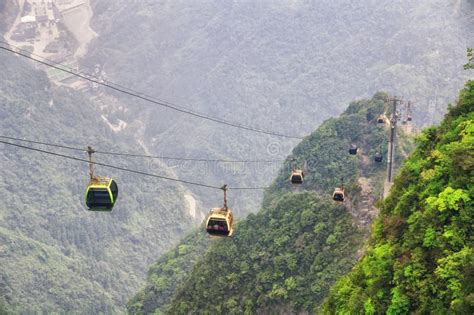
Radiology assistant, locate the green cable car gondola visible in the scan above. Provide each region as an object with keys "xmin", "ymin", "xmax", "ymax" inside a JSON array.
[
  {"xmin": 85, "ymin": 177, "xmax": 118, "ymax": 211},
  {"xmin": 84, "ymin": 146, "xmax": 118, "ymax": 211}
]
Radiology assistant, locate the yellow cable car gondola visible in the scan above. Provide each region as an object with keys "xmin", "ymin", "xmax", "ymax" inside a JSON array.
[
  {"xmin": 85, "ymin": 146, "xmax": 118, "ymax": 211},
  {"xmin": 332, "ymin": 187, "xmax": 345, "ymax": 202},
  {"xmin": 206, "ymin": 185, "xmax": 234, "ymax": 237},
  {"xmin": 332, "ymin": 177, "xmax": 345, "ymax": 202},
  {"xmin": 290, "ymin": 169, "xmax": 304, "ymax": 184},
  {"xmin": 289, "ymin": 158, "xmax": 304, "ymax": 184}
]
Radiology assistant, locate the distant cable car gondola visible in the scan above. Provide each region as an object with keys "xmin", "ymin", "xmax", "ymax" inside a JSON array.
[
  {"xmin": 332, "ymin": 177, "xmax": 345, "ymax": 202},
  {"xmin": 333, "ymin": 187, "xmax": 345, "ymax": 202},
  {"xmin": 349, "ymin": 144, "xmax": 358, "ymax": 155},
  {"xmin": 289, "ymin": 158, "xmax": 304, "ymax": 184},
  {"xmin": 85, "ymin": 146, "xmax": 118, "ymax": 211},
  {"xmin": 290, "ymin": 169, "xmax": 304, "ymax": 184},
  {"xmin": 374, "ymin": 152, "xmax": 383, "ymax": 162},
  {"xmin": 206, "ymin": 185, "xmax": 234, "ymax": 237}
]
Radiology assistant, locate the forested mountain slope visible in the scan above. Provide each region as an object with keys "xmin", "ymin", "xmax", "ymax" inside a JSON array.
[
  {"xmin": 322, "ymin": 80, "xmax": 474, "ymax": 314},
  {"xmin": 0, "ymin": 49, "xmax": 196, "ymax": 313},
  {"xmin": 128, "ymin": 93, "xmax": 411, "ymax": 314},
  {"xmin": 168, "ymin": 193, "xmax": 359, "ymax": 314}
]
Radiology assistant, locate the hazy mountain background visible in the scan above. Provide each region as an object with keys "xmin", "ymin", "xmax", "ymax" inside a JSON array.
[
  {"xmin": 83, "ymin": 0, "xmax": 473, "ymax": 214},
  {"xmin": 0, "ymin": 0, "xmax": 472, "ymax": 313}
]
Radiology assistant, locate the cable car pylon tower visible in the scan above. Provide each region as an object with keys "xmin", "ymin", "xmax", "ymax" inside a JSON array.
[{"xmin": 384, "ymin": 96, "xmax": 401, "ymax": 198}]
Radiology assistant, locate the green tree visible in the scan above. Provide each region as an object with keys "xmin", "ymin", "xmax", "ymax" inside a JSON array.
[{"xmin": 464, "ymin": 48, "xmax": 474, "ymax": 70}]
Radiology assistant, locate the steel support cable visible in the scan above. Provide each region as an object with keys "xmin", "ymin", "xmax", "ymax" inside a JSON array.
[
  {"xmin": 1, "ymin": 140, "xmax": 270, "ymax": 190},
  {"xmin": 0, "ymin": 43, "xmax": 304, "ymax": 140},
  {"xmin": 0, "ymin": 135, "xmax": 285, "ymax": 163}
]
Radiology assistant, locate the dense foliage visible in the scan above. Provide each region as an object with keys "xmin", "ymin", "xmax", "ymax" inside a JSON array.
[
  {"xmin": 128, "ymin": 93, "xmax": 401, "ymax": 313},
  {"xmin": 127, "ymin": 229, "xmax": 209, "ymax": 314},
  {"xmin": 322, "ymin": 80, "xmax": 474, "ymax": 314},
  {"xmin": 168, "ymin": 193, "xmax": 360, "ymax": 314}
]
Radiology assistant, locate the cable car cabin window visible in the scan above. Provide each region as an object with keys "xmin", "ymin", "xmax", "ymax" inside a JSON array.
[
  {"xmin": 333, "ymin": 193, "xmax": 344, "ymax": 202},
  {"xmin": 349, "ymin": 145, "xmax": 358, "ymax": 155},
  {"xmin": 290, "ymin": 171, "xmax": 304, "ymax": 184},
  {"xmin": 206, "ymin": 219, "xmax": 229, "ymax": 236},
  {"xmin": 110, "ymin": 180, "xmax": 118, "ymax": 200},
  {"xmin": 291, "ymin": 176, "xmax": 303, "ymax": 184},
  {"xmin": 87, "ymin": 188, "xmax": 113, "ymax": 209},
  {"xmin": 88, "ymin": 189, "xmax": 110, "ymax": 203}
]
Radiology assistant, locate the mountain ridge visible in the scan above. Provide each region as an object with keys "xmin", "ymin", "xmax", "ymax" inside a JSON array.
[
  {"xmin": 128, "ymin": 92, "xmax": 412, "ymax": 314},
  {"xmin": 322, "ymin": 80, "xmax": 474, "ymax": 314}
]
